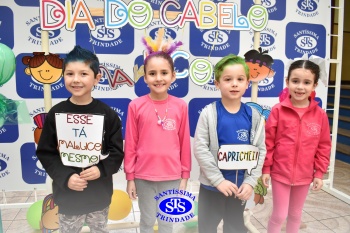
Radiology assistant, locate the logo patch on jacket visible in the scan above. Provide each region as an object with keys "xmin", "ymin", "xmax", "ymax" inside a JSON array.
[
  {"xmin": 306, "ymin": 123, "xmax": 321, "ymax": 136},
  {"xmin": 163, "ymin": 119, "xmax": 176, "ymax": 131}
]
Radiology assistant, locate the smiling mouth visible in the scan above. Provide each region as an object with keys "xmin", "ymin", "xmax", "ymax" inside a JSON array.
[
  {"xmin": 131, "ymin": 15, "xmax": 147, "ymax": 23},
  {"xmin": 250, "ymin": 73, "xmax": 260, "ymax": 79},
  {"xmin": 194, "ymin": 72, "xmax": 208, "ymax": 80},
  {"xmin": 38, "ymin": 71, "xmax": 52, "ymax": 80},
  {"xmin": 252, "ymin": 18, "xmax": 265, "ymax": 27}
]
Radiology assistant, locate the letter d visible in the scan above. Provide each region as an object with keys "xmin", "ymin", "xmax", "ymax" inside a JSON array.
[{"xmin": 40, "ymin": 0, "xmax": 66, "ymax": 30}]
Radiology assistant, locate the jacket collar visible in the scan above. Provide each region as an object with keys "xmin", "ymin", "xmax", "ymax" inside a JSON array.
[{"xmin": 280, "ymin": 95, "xmax": 320, "ymax": 110}]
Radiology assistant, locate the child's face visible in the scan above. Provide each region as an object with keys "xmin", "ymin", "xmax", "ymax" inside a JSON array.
[
  {"xmin": 215, "ymin": 64, "xmax": 249, "ymax": 101},
  {"xmin": 144, "ymin": 56, "xmax": 175, "ymax": 100},
  {"xmin": 63, "ymin": 61, "xmax": 101, "ymax": 104},
  {"xmin": 286, "ymin": 68, "xmax": 317, "ymax": 107},
  {"xmin": 27, "ymin": 60, "xmax": 62, "ymax": 84}
]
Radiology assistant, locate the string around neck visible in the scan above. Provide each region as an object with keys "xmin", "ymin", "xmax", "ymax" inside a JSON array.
[{"xmin": 149, "ymin": 94, "xmax": 169, "ymax": 127}]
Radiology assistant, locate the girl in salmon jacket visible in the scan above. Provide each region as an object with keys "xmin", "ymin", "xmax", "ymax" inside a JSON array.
[{"xmin": 262, "ymin": 58, "xmax": 331, "ymax": 233}]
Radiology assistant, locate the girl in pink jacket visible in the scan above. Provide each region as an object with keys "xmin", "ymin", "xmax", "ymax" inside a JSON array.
[{"xmin": 262, "ymin": 59, "xmax": 331, "ymax": 233}]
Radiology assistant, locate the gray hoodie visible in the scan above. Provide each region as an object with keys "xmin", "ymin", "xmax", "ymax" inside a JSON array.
[{"xmin": 194, "ymin": 101, "xmax": 266, "ymax": 188}]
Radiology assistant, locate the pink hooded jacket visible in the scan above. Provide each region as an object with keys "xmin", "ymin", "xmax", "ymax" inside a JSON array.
[{"xmin": 262, "ymin": 97, "xmax": 331, "ymax": 186}]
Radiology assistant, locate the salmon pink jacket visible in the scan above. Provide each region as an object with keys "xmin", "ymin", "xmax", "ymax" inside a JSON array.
[{"xmin": 262, "ymin": 97, "xmax": 331, "ymax": 186}]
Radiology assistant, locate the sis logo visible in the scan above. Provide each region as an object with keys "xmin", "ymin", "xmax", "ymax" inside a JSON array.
[
  {"xmin": 25, "ymin": 16, "xmax": 64, "ymax": 47},
  {"xmin": 237, "ymin": 129, "xmax": 249, "ymax": 142},
  {"xmin": 188, "ymin": 0, "xmax": 242, "ymax": 57},
  {"xmin": 155, "ymin": 189, "xmax": 196, "ymax": 223},
  {"xmin": 249, "ymin": 27, "xmax": 277, "ymax": 53},
  {"xmin": 285, "ymin": 22, "xmax": 326, "ymax": 58},
  {"xmin": 241, "ymin": 0, "xmax": 286, "ymax": 20},
  {"xmin": 0, "ymin": 6, "xmax": 14, "ymax": 48},
  {"xmin": 75, "ymin": 17, "xmax": 134, "ymax": 54},
  {"xmin": 296, "ymin": 0, "xmax": 320, "ymax": 17},
  {"xmin": 147, "ymin": 21, "xmax": 179, "ymax": 42},
  {"xmin": 0, "ymin": 152, "xmax": 10, "ymax": 179},
  {"xmin": 189, "ymin": 25, "xmax": 239, "ymax": 57},
  {"xmin": 306, "ymin": 123, "xmax": 321, "ymax": 137}
]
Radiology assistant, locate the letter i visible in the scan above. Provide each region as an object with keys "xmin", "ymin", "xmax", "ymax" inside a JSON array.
[{"xmin": 66, "ymin": 0, "xmax": 72, "ymax": 30}]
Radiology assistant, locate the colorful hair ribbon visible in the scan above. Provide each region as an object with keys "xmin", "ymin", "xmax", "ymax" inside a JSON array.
[{"xmin": 141, "ymin": 28, "xmax": 183, "ymax": 57}]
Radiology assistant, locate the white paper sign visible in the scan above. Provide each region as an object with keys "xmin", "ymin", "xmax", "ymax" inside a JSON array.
[
  {"xmin": 55, "ymin": 113, "xmax": 105, "ymax": 168},
  {"xmin": 217, "ymin": 144, "xmax": 259, "ymax": 175}
]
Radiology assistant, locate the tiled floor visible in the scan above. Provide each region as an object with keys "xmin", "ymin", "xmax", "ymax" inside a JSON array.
[{"xmin": 1, "ymin": 160, "xmax": 350, "ymax": 233}]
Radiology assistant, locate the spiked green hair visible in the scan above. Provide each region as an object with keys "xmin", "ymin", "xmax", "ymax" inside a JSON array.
[{"xmin": 214, "ymin": 54, "xmax": 249, "ymax": 82}]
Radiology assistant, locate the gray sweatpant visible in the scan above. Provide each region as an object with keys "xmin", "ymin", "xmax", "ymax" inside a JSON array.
[{"xmin": 135, "ymin": 179, "xmax": 180, "ymax": 233}]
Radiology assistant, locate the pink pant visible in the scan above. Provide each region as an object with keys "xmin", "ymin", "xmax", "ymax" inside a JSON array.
[{"xmin": 267, "ymin": 179, "xmax": 310, "ymax": 233}]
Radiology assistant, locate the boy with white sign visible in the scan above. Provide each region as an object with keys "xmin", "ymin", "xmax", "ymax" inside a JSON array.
[
  {"xmin": 36, "ymin": 45, "xmax": 124, "ymax": 233},
  {"xmin": 193, "ymin": 54, "xmax": 266, "ymax": 233}
]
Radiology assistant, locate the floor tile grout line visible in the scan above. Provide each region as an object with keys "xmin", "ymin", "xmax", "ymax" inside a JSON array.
[
  {"xmin": 318, "ymin": 220, "xmax": 336, "ymax": 233},
  {"xmin": 253, "ymin": 215, "xmax": 267, "ymax": 230},
  {"xmin": 316, "ymin": 215, "xmax": 350, "ymax": 221}
]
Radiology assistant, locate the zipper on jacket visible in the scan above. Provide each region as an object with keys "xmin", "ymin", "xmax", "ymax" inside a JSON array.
[
  {"xmin": 292, "ymin": 117, "xmax": 302, "ymax": 184},
  {"xmin": 283, "ymin": 101, "xmax": 314, "ymax": 185}
]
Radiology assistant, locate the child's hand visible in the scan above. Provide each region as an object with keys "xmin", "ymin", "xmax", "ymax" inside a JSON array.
[
  {"xmin": 312, "ymin": 178, "xmax": 323, "ymax": 191},
  {"xmin": 127, "ymin": 180, "xmax": 137, "ymax": 200},
  {"xmin": 68, "ymin": 173, "xmax": 87, "ymax": 191},
  {"xmin": 236, "ymin": 183, "xmax": 253, "ymax": 201},
  {"xmin": 179, "ymin": 179, "xmax": 188, "ymax": 191},
  {"xmin": 217, "ymin": 180, "xmax": 238, "ymax": 197},
  {"xmin": 261, "ymin": 174, "xmax": 270, "ymax": 188},
  {"xmin": 80, "ymin": 166, "xmax": 100, "ymax": 181}
]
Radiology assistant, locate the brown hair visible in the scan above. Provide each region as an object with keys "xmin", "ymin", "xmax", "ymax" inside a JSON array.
[
  {"xmin": 22, "ymin": 52, "xmax": 63, "ymax": 69},
  {"xmin": 287, "ymin": 60, "xmax": 320, "ymax": 84},
  {"xmin": 143, "ymin": 51, "xmax": 174, "ymax": 73}
]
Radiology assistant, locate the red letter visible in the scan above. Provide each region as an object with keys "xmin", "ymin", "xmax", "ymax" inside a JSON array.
[
  {"xmin": 179, "ymin": 0, "xmax": 199, "ymax": 28},
  {"xmin": 67, "ymin": 114, "xmax": 73, "ymax": 123}
]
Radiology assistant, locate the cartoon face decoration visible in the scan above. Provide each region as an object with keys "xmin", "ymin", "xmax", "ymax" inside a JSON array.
[
  {"xmin": 41, "ymin": 205, "xmax": 59, "ymax": 230},
  {"xmin": 40, "ymin": 194, "xmax": 59, "ymax": 232},
  {"xmin": 244, "ymin": 47, "xmax": 275, "ymax": 82},
  {"xmin": 22, "ymin": 52, "xmax": 63, "ymax": 84}
]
